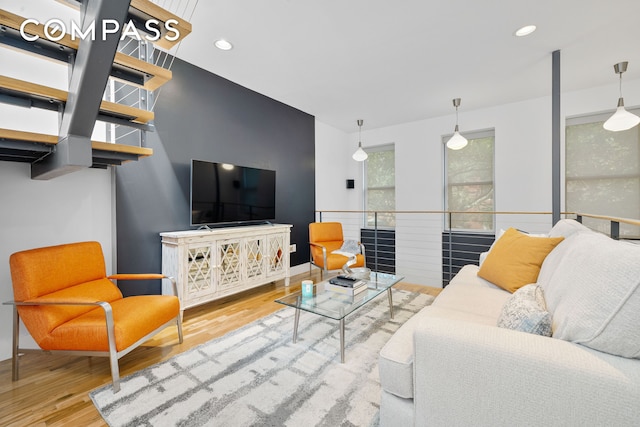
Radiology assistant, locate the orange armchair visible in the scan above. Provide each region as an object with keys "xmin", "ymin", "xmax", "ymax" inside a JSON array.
[
  {"xmin": 309, "ymin": 222, "xmax": 366, "ymax": 278},
  {"xmin": 6, "ymin": 241, "xmax": 183, "ymax": 392}
]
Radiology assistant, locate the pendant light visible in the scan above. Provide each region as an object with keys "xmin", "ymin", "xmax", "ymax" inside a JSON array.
[
  {"xmin": 352, "ymin": 119, "xmax": 368, "ymax": 161},
  {"xmin": 446, "ymin": 98, "xmax": 468, "ymax": 150},
  {"xmin": 603, "ymin": 62, "xmax": 640, "ymax": 132}
]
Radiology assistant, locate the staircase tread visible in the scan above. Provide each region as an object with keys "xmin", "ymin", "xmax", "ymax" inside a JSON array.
[
  {"xmin": 0, "ymin": 75, "xmax": 154, "ymax": 124},
  {"xmin": 129, "ymin": 0, "xmax": 193, "ymax": 50},
  {"xmin": 0, "ymin": 128, "xmax": 153, "ymax": 157},
  {"xmin": 53, "ymin": 0, "xmax": 192, "ymax": 50},
  {"xmin": 0, "ymin": 128, "xmax": 58, "ymax": 145}
]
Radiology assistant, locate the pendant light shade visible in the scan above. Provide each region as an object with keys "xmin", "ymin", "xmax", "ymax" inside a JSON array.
[
  {"xmin": 352, "ymin": 119, "xmax": 368, "ymax": 161},
  {"xmin": 446, "ymin": 98, "xmax": 468, "ymax": 150},
  {"xmin": 603, "ymin": 62, "xmax": 640, "ymax": 132}
]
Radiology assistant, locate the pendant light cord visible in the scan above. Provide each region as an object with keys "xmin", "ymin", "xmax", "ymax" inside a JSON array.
[{"xmin": 619, "ymin": 72, "xmax": 623, "ymax": 98}]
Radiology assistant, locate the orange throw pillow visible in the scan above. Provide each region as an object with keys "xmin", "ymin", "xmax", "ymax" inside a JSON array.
[{"xmin": 478, "ymin": 228, "xmax": 564, "ymax": 293}]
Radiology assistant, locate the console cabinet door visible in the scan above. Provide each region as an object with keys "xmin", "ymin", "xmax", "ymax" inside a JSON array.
[
  {"xmin": 217, "ymin": 238, "xmax": 242, "ymax": 290},
  {"xmin": 267, "ymin": 232, "xmax": 287, "ymax": 277},
  {"xmin": 245, "ymin": 236, "xmax": 267, "ymax": 281},
  {"xmin": 184, "ymin": 243, "xmax": 217, "ymax": 304}
]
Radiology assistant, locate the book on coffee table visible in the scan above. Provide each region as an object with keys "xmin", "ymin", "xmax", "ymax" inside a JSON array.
[{"xmin": 325, "ymin": 280, "xmax": 368, "ymax": 296}]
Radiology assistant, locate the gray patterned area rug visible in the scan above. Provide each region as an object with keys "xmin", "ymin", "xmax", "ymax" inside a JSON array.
[{"xmin": 90, "ymin": 290, "xmax": 434, "ymax": 427}]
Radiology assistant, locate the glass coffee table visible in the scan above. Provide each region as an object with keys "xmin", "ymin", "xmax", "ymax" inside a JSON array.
[{"xmin": 275, "ymin": 272, "xmax": 404, "ymax": 363}]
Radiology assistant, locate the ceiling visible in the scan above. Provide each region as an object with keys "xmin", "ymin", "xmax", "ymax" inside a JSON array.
[
  {"xmin": 5, "ymin": 1, "xmax": 639, "ymax": 133},
  {"xmin": 173, "ymin": 0, "xmax": 640, "ymax": 132}
]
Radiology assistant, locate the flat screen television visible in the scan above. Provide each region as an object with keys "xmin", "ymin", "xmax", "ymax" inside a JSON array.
[{"xmin": 190, "ymin": 159, "xmax": 276, "ymax": 226}]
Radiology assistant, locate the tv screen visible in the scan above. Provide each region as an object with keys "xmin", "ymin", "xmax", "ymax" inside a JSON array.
[{"xmin": 190, "ymin": 160, "xmax": 276, "ymax": 226}]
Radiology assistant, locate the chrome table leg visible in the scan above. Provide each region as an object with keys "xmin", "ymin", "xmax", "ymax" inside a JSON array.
[
  {"xmin": 293, "ymin": 308, "xmax": 300, "ymax": 343},
  {"xmin": 340, "ymin": 318, "xmax": 345, "ymax": 363}
]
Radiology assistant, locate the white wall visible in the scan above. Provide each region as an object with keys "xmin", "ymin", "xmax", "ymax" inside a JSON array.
[
  {"xmin": 314, "ymin": 121, "xmax": 364, "ymax": 241},
  {"xmin": 315, "ymin": 77, "xmax": 640, "ymax": 286},
  {"xmin": 0, "ymin": 163, "xmax": 114, "ymax": 361},
  {"xmin": 0, "ymin": 0, "xmax": 115, "ymax": 361}
]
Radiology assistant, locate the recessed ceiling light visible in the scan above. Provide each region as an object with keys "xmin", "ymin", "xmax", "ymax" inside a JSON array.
[
  {"xmin": 514, "ymin": 25, "xmax": 537, "ymax": 37},
  {"xmin": 214, "ymin": 39, "xmax": 233, "ymax": 50}
]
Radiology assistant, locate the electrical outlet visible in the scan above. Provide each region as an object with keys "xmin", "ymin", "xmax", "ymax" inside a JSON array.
[{"xmin": 289, "ymin": 244, "xmax": 296, "ymax": 253}]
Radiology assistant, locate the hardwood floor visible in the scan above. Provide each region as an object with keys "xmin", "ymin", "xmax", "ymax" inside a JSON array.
[{"xmin": 0, "ymin": 270, "xmax": 441, "ymax": 426}]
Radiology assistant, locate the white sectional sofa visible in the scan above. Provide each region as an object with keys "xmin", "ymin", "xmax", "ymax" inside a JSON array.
[{"xmin": 379, "ymin": 219, "xmax": 640, "ymax": 426}]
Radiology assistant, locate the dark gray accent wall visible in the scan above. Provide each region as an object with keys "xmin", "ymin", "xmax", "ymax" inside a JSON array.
[{"xmin": 116, "ymin": 58, "xmax": 315, "ymax": 295}]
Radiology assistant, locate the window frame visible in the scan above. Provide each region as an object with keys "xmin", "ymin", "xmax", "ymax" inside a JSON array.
[
  {"xmin": 442, "ymin": 128, "xmax": 496, "ymax": 232},
  {"xmin": 363, "ymin": 143, "xmax": 395, "ymax": 229},
  {"xmin": 565, "ymin": 109, "xmax": 640, "ymax": 237}
]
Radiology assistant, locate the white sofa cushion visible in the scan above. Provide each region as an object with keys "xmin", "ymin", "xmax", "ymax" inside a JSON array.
[
  {"xmin": 379, "ymin": 304, "xmax": 499, "ymax": 399},
  {"xmin": 379, "ymin": 269, "xmax": 510, "ymax": 400},
  {"xmin": 413, "ymin": 317, "xmax": 640, "ymax": 427},
  {"xmin": 548, "ymin": 218, "xmax": 594, "ymax": 238},
  {"xmin": 539, "ymin": 232, "xmax": 640, "ymax": 358},
  {"xmin": 435, "ymin": 265, "xmax": 510, "ymax": 318}
]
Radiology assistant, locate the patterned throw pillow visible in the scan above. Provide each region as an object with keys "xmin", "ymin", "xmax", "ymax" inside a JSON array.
[
  {"xmin": 497, "ymin": 284, "xmax": 552, "ymax": 336},
  {"xmin": 332, "ymin": 239, "xmax": 360, "ymax": 256}
]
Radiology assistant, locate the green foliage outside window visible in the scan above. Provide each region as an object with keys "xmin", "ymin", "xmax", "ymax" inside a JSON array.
[
  {"xmin": 446, "ymin": 135, "xmax": 495, "ymax": 230},
  {"xmin": 566, "ymin": 121, "xmax": 640, "ymax": 236},
  {"xmin": 366, "ymin": 148, "xmax": 395, "ymax": 227}
]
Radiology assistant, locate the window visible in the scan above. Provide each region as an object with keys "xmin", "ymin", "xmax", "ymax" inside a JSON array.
[
  {"xmin": 566, "ymin": 112, "xmax": 640, "ymax": 237},
  {"xmin": 444, "ymin": 130, "xmax": 495, "ymax": 230},
  {"xmin": 364, "ymin": 144, "xmax": 395, "ymax": 227}
]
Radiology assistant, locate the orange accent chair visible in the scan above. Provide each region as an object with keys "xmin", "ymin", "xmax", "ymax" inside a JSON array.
[
  {"xmin": 6, "ymin": 241, "xmax": 183, "ymax": 392},
  {"xmin": 309, "ymin": 222, "xmax": 366, "ymax": 278}
]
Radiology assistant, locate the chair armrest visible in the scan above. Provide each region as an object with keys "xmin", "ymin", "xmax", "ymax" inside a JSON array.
[
  {"xmin": 108, "ymin": 273, "xmax": 166, "ymax": 280},
  {"xmin": 6, "ymin": 300, "xmax": 115, "ymax": 331},
  {"xmin": 308, "ymin": 242, "xmax": 327, "ymax": 251},
  {"xmin": 5, "ymin": 300, "xmax": 108, "ymax": 308},
  {"xmin": 7, "ymin": 299, "xmax": 118, "ymax": 357},
  {"xmin": 413, "ymin": 317, "xmax": 640, "ymax": 426},
  {"xmin": 108, "ymin": 274, "xmax": 178, "ymax": 297},
  {"xmin": 358, "ymin": 242, "xmax": 366, "ymax": 256},
  {"xmin": 309, "ymin": 242, "xmax": 328, "ymax": 268}
]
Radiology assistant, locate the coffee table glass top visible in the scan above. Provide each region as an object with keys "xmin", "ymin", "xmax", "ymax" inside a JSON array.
[{"xmin": 275, "ymin": 272, "xmax": 404, "ymax": 321}]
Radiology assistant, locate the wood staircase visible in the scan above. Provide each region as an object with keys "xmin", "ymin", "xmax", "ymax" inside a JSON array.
[
  {"xmin": 0, "ymin": 9, "xmax": 173, "ymax": 91},
  {"xmin": 0, "ymin": 128, "xmax": 152, "ymax": 166},
  {"xmin": 0, "ymin": 75, "xmax": 154, "ymax": 124},
  {"xmin": 0, "ymin": 0, "xmax": 192, "ymax": 177}
]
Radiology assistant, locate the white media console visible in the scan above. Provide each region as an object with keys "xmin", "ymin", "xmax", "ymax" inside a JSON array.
[{"xmin": 161, "ymin": 224, "xmax": 291, "ymax": 311}]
